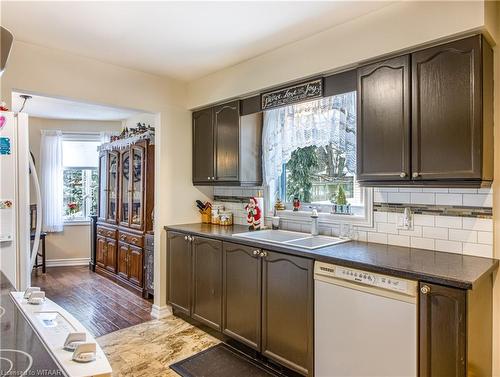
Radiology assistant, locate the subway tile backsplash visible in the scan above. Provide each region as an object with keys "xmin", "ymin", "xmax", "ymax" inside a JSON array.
[{"xmin": 212, "ymin": 186, "xmax": 494, "ymax": 259}]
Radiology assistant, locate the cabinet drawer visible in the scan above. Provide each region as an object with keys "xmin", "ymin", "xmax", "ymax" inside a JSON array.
[
  {"xmin": 118, "ymin": 231, "xmax": 144, "ymax": 247},
  {"xmin": 97, "ymin": 226, "xmax": 117, "ymax": 239}
]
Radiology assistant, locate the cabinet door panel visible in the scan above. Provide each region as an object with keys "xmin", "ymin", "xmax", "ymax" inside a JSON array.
[
  {"xmin": 130, "ymin": 145, "xmax": 145, "ymax": 230},
  {"xmin": 192, "ymin": 108, "xmax": 214, "ymax": 183},
  {"xmin": 412, "ymin": 36, "xmax": 481, "ymax": 180},
  {"xmin": 223, "ymin": 242, "xmax": 261, "ymax": 350},
  {"xmin": 214, "ymin": 101, "xmax": 239, "ymax": 182},
  {"xmin": 105, "ymin": 239, "xmax": 117, "ymax": 273},
  {"xmin": 96, "ymin": 236, "xmax": 106, "ymax": 268},
  {"xmin": 119, "ymin": 149, "xmax": 130, "ymax": 226},
  {"xmin": 357, "ymin": 55, "xmax": 410, "ymax": 181},
  {"xmin": 117, "ymin": 242, "xmax": 129, "ymax": 279},
  {"xmin": 98, "ymin": 153, "xmax": 108, "ymax": 220},
  {"xmin": 262, "ymin": 251, "xmax": 313, "ymax": 376},
  {"xmin": 128, "ymin": 245, "xmax": 143, "ymax": 286},
  {"xmin": 167, "ymin": 232, "xmax": 192, "ymax": 315},
  {"xmin": 419, "ymin": 282, "xmax": 466, "ymax": 377},
  {"xmin": 107, "ymin": 151, "xmax": 119, "ymax": 223},
  {"xmin": 192, "ymin": 237, "xmax": 222, "ymax": 331}
]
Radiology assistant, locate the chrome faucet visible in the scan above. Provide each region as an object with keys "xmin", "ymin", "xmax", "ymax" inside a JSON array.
[{"xmin": 310, "ymin": 207, "xmax": 319, "ymax": 236}]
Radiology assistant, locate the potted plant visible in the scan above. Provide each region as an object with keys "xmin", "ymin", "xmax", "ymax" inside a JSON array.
[
  {"xmin": 67, "ymin": 202, "xmax": 79, "ymax": 219},
  {"xmin": 332, "ymin": 185, "xmax": 350, "ymax": 214}
]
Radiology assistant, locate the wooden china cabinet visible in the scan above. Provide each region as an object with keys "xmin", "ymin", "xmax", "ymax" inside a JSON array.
[{"xmin": 96, "ymin": 139, "xmax": 154, "ymax": 297}]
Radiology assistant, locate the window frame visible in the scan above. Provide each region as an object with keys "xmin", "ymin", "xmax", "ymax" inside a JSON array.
[
  {"xmin": 265, "ymin": 90, "xmax": 373, "ymax": 227},
  {"xmin": 61, "ymin": 133, "xmax": 100, "ymax": 224}
]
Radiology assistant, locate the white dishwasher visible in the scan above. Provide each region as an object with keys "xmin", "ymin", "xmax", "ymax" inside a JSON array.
[{"xmin": 314, "ymin": 261, "xmax": 417, "ymax": 377}]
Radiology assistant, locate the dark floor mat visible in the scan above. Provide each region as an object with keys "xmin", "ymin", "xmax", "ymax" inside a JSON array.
[{"xmin": 170, "ymin": 343, "xmax": 281, "ymax": 377}]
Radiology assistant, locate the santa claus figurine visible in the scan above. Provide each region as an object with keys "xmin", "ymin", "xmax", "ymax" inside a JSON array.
[{"xmin": 245, "ymin": 197, "xmax": 262, "ymax": 230}]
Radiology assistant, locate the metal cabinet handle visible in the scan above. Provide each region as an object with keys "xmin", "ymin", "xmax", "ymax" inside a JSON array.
[
  {"xmin": 400, "ymin": 172, "xmax": 407, "ymax": 178},
  {"xmin": 189, "ymin": 236, "xmax": 194, "ymax": 242},
  {"xmin": 207, "ymin": 177, "xmax": 211, "ymax": 180},
  {"xmin": 212, "ymin": 176, "xmax": 216, "ymax": 180},
  {"xmin": 131, "ymin": 237, "xmax": 138, "ymax": 243},
  {"xmin": 420, "ymin": 285, "xmax": 431, "ymax": 294},
  {"xmin": 252, "ymin": 250, "xmax": 260, "ymax": 256},
  {"xmin": 184, "ymin": 235, "xmax": 188, "ymax": 241},
  {"xmin": 260, "ymin": 251, "xmax": 268, "ymax": 258},
  {"xmin": 412, "ymin": 172, "xmax": 420, "ymax": 178}
]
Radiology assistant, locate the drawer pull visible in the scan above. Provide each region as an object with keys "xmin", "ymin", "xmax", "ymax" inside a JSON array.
[
  {"xmin": 420, "ymin": 285, "xmax": 431, "ymax": 295},
  {"xmin": 131, "ymin": 237, "xmax": 138, "ymax": 243}
]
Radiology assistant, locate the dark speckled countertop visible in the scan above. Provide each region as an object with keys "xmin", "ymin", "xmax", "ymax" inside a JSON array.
[{"xmin": 165, "ymin": 223, "xmax": 498, "ymax": 290}]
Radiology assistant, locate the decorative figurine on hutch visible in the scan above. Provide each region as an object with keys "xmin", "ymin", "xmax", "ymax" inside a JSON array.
[
  {"xmin": 245, "ymin": 197, "xmax": 262, "ymax": 230},
  {"xmin": 293, "ymin": 197, "xmax": 301, "ymax": 212}
]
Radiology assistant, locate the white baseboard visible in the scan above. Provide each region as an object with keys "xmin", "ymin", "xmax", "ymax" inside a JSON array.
[
  {"xmin": 151, "ymin": 304, "xmax": 172, "ymax": 319},
  {"xmin": 46, "ymin": 257, "xmax": 90, "ymax": 267}
]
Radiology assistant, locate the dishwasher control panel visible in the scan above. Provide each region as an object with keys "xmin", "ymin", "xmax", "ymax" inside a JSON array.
[{"xmin": 315, "ymin": 262, "xmax": 416, "ymax": 296}]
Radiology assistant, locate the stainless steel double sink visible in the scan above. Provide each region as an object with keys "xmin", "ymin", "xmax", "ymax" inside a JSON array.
[{"xmin": 232, "ymin": 229, "xmax": 349, "ymax": 250}]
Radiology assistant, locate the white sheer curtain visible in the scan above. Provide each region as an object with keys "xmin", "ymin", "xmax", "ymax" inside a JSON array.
[
  {"xmin": 40, "ymin": 130, "xmax": 63, "ymax": 232},
  {"xmin": 262, "ymin": 92, "xmax": 357, "ymax": 211}
]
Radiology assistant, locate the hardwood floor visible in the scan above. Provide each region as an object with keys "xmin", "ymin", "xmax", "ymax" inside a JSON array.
[{"xmin": 31, "ymin": 266, "xmax": 153, "ymax": 337}]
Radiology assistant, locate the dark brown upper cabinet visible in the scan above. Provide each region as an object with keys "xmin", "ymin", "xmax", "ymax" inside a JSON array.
[
  {"xmin": 357, "ymin": 34, "xmax": 493, "ymax": 187},
  {"xmin": 412, "ymin": 35, "xmax": 492, "ymax": 183},
  {"xmin": 192, "ymin": 101, "xmax": 262, "ymax": 186},
  {"xmin": 214, "ymin": 102, "xmax": 240, "ymax": 182},
  {"xmin": 357, "ymin": 55, "xmax": 411, "ymax": 182},
  {"xmin": 192, "ymin": 108, "xmax": 214, "ymax": 184}
]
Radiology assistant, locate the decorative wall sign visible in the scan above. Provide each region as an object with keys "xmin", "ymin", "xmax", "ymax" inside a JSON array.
[
  {"xmin": 0, "ymin": 200, "xmax": 13, "ymax": 209},
  {"xmin": 261, "ymin": 78, "xmax": 323, "ymax": 110},
  {"xmin": 0, "ymin": 116, "xmax": 6, "ymax": 130},
  {"xmin": 0, "ymin": 137, "xmax": 11, "ymax": 155}
]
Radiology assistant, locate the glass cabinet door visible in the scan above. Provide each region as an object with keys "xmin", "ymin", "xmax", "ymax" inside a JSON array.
[
  {"xmin": 120, "ymin": 150, "xmax": 130, "ymax": 225},
  {"xmin": 98, "ymin": 153, "xmax": 107, "ymax": 219},
  {"xmin": 107, "ymin": 151, "xmax": 119, "ymax": 222},
  {"xmin": 131, "ymin": 146, "xmax": 144, "ymax": 228}
]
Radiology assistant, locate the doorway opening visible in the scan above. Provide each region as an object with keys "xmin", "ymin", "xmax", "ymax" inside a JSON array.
[{"xmin": 13, "ymin": 90, "xmax": 157, "ymax": 336}]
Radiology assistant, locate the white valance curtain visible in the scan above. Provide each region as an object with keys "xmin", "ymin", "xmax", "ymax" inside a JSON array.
[
  {"xmin": 40, "ymin": 130, "xmax": 63, "ymax": 232},
  {"xmin": 262, "ymin": 92, "xmax": 357, "ymax": 209}
]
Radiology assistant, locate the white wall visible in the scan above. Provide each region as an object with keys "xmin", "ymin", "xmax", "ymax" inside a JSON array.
[
  {"xmin": 187, "ymin": 1, "xmax": 488, "ymax": 109},
  {"xmin": 1, "ymin": 40, "xmax": 211, "ymax": 310},
  {"xmin": 122, "ymin": 112, "xmax": 156, "ymax": 129}
]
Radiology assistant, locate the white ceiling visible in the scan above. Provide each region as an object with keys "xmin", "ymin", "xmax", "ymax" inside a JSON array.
[
  {"xmin": 12, "ymin": 92, "xmax": 145, "ymax": 120},
  {"xmin": 2, "ymin": 1, "xmax": 393, "ymax": 81}
]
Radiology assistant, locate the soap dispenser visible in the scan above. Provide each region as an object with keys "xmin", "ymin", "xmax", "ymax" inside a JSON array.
[{"xmin": 311, "ymin": 208, "xmax": 319, "ymax": 236}]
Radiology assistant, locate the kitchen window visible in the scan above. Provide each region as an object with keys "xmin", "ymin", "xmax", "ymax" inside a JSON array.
[
  {"xmin": 263, "ymin": 92, "xmax": 372, "ymax": 226},
  {"xmin": 62, "ymin": 136, "xmax": 100, "ymax": 223}
]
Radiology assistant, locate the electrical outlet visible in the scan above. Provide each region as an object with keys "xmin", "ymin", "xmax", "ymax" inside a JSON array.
[{"xmin": 397, "ymin": 207, "xmax": 413, "ymax": 230}]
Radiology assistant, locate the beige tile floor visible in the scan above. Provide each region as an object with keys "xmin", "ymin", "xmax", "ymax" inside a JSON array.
[{"xmin": 97, "ymin": 315, "xmax": 220, "ymax": 376}]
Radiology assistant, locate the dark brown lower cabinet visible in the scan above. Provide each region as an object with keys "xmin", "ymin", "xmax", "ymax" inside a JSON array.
[
  {"xmin": 96, "ymin": 236, "xmax": 106, "ymax": 268},
  {"xmin": 117, "ymin": 242, "xmax": 129, "ymax": 279},
  {"xmin": 105, "ymin": 238, "xmax": 117, "ymax": 273},
  {"xmin": 128, "ymin": 244, "xmax": 143, "ymax": 286},
  {"xmin": 222, "ymin": 242, "xmax": 262, "ymax": 350},
  {"xmin": 419, "ymin": 278, "xmax": 492, "ymax": 377},
  {"xmin": 192, "ymin": 237, "xmax": 223, "ymax": 331},
  {"xmin": 167, "ymin": 231, "xmax": 192, "ymax": 315},
  {"xmin": 262, "ymin": 251, "xmax": 314, "ymax": 376},
  {"xmin": 117, "ymin": 242, "xmax": 143, "ymax": 286}
]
